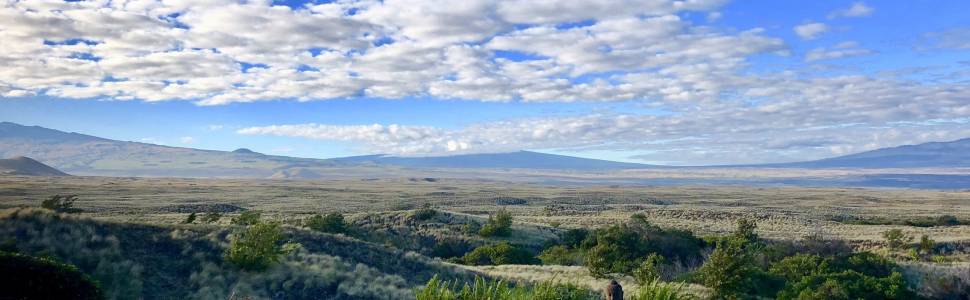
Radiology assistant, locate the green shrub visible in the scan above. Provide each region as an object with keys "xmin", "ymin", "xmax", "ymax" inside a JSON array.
[
  {"xmin": 633, "ymin": 253, "xmax": 665, "ymax": 285},
  {"xmin": 182, "ymin": 212, "xmax": 196, "ymax": 224},
  {"xmin": 918, "ymin": 234, "xmax": 935, "ymax": 255},
  {"xmin": 696, "ymin": 219, "xmax": 764, "ymax": 298},
  {"xmin": 225, "ymin": 222, "xmax": 284, "ymax": 271},
  {"xmin": 882, "ymin": 229, "xmax": 912, "ymax": 250},
  {"xmin": 0, "ymin": 251, "xmax": 104, "ymax": 300},
  {"xmin": 769, "ymin": 254, "xmax": 829, "ymax": 282},
  {"xmin": 479, "ymin": 209, "xmax": 513, "ymax": 237},
  {"xmin": 40, "ymin": 195, "xmax": 81, "ymax": 213},
  {"xmin": 462, "ymin": 242, "xmax": 537, "ymax": 266},
  {"xmin": 560, "ymin": 228, "xmax": 589, "ymax": 249},
  {"xmin": 530, "ymin": 280, "xmax": 599, "ymax": 300},
  {"xmin": 538, "ymin": 245, "xmax": 583, "ymax": 266},
  {"xmin": 584, "ymin": 215, "xmax": 704, "ymax": 278},
  {"xmin": 413, "ymin": 204, "xmax": 438, "ymax": 221},
  {"xmin": 305, "ymin": 213, "xmax": 348, "ymax": 234},
  {"xmin": 776, "ymin": 270, "xmax": 913, "ymax": 300},
  {"xmin": 630, "ymin": 279, "xmax": 696, "ymax": 300},
  {"xmin": 231, "ymin": 210, "xmax": 262, "ymax": 226}
]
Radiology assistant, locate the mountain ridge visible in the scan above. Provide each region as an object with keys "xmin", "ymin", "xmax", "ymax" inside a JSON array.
[{"xmin": 0, "ymin": 156, "xmax": 70, "ymax": 176}]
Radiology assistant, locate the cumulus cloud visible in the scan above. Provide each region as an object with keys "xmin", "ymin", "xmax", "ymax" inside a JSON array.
[
  {"xmin": 794, "ymin": 22, "xmax": 828, "ymax": 40},
  {"xmin": 828, "ymin": 2, "xmax": 873, "ymax": 19}
]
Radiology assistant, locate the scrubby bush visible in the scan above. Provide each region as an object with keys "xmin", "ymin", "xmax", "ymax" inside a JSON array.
[
  {"xmin": 538, "ymin": 245, "xmax": 584, "ymax": 266},
  {"xmin": 777, "ymin": 270, "xmax": 912, "ymax": 300},
  {"xmin": 41, "ymin": 195, "xmax": 81, "ymax": 213},
  {"xmin": 697, "ymin": 219, "xmax": 774, "ymax": 299},
  {"xmin": 479, "ymin": 209, "xmax": 513, "ymax": 237},
  {"xmin": 413, "ymin": 204, "xmax": 438, "ymax": 221},
  {"xmin": 462, "ymin": 242, "xmax": 537, "ymax": 266},
  {"xmin": 225, "ymin": 222, "xmax": 284, "ymax": 271},
  {"xmin": 305, "ymin": 213, "xmax": 348, "ymax": 234},
  {"xmin": 633, "ymin": 253, "xmax": 665, "ymax": 285},
  {"xmin": 182, "ymin": 212, "xmax": 196, "ymax": 224},
  {"xmin": 918, "ymin": 235, "xmax": 935, "ymax": 256},
  {"xmin": 883, "ymin": 229, "xmax": 912, "ymax": 250},
  {"xmin": 584, "ymin": 215, "xmax": 705, "ymax": 278},
  {"xmin": 0, "ymin": 251, "xmax": 104, "ymax": 300},
  {"xmin": 231, "ymin": 210, "xmax": 262, "ymax": 226}
]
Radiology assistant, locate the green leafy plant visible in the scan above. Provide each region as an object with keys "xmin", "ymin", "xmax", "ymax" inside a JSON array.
[
  {"xmin": 201, "ymin": 212, "xmax": 221, "ymax": 224},
  {"xmin": 413, "ymin": 203, "xmax": 438, "ymax": 221},
  {"xmin": 305, "ymin": 213, "xmax": 348, "ymax": 234},
  {"xmin": 882, "ymin": 229, "xmax": 912, "ymax": 250},
  {"xmin": 479, "ymin": 209, "xmax": 513, "ymax": 237},
  {"xmin": 633, "ymin": 253, "xmax": 665, "ymax": 285},
  {"xmin": 462, "ymin": 242, "xmax": 537, "ymax": 265},
  {"xmin": 697, "ymin": 219, "xmax": 762, "ymax": 299},
  {"xmin": 224, "ymin": 221, "xmax": 283, "ymax": 271}
]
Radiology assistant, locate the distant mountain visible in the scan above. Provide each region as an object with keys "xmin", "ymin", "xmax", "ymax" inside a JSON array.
[
  {"xmin": 0, "ymin": 122, "xmax": 339, "ymax": 177},
  {"xmin": 232, "ymin": 148, "xmax": 261, "ymax": 155},
  {"xmin": 330, "ymin": 151, "xmax": 654, "ymax": 170},
  {"xmin": 0, "ymin": 156, "xmax": 69, "ymax": 176},
  {"xmin": 770, "ymin": 138, "xmax": 970, "ymax": 168}
]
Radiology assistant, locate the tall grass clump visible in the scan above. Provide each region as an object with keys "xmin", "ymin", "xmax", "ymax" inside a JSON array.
[
  {"xmin": 415, "ymin": 275, "xmax": 598, "ymax": 300},
  {"xmin": 630, "ymin": 279, "xmax": 696, "ymax": 300}
]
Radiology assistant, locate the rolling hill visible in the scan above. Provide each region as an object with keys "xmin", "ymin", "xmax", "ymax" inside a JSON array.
[
  {"xmin": 0, "ymin": 156, "xmax": 69, "ymax": 176},
  {"xmin": 769, "ymin": 138, "xmax": 970, "ymax": 168}
]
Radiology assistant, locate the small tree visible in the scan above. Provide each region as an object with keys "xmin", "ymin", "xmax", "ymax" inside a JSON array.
[
  {"xmin": 479, "ymin": 209, "xmax": 513, "ymax": 237},
  {"xmin": 182, "ymin": 212, "xmax": 197, "ymax": 224},
  {"xmin": 305, "ymin": 213, "xmax": 348, "ymax": 234},
  {"xmin": 225, "ymin": 221, "xmax": 283, "ymax": 271},
  {"xmin": 413, "ymin": 203, "xmax": 437, "ymax": 221},
  {"xmin": 40, "ymin": 195, "xmax": 80, "ymax": 213},
  {"xmin": 231, "ymin": 210, "xmax": 262, "ymax": 226},
  {"xmin": 918, "ymin": 234, "xmax": 935, "ymax": 256},
  {"xmin": 697, "ymin": 219, "xmax": 761, "ymax": 299},
  {"xmin": 633, "ymin": 253, "xmax": 665, "ymax": 284},
  {"xmin": 882, "ymin": 229, "xmax": 912, "ymax": 250}
]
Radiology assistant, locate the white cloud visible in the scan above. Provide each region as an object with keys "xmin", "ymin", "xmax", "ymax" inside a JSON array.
[
  {"xmin": 828, "ymin": 2, "xmax": 873, "ymax": 19},
  {"xmin": 805, "ymin": 41, "xmax": 874, "ymax": 61},
  {"xmin": 180, "ymin": 136, "xmax": 195, "ymax": 144},
  {"xmin": 794, "ymin": 22, "xmax": 828, "ymax": 40}
]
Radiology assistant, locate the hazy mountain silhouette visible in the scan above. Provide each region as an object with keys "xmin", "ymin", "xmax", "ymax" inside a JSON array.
[
  {"xmin": 0, "ymin": 156, "xmax": 69, "ymax": 176},
  {"xmin": 330, "ymin": 151, "xmax": 654, "ymax": 170},
  {"xmin": 766, "ymin": 138, "xmax": 970, "ymax": 168}
]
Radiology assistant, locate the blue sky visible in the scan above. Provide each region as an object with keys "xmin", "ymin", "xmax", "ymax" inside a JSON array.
[{"xmin": 0, "ymin": 0, "xmax": 967, "ymax": 165}]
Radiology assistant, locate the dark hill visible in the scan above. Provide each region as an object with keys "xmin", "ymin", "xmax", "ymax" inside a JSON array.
[
  {"xmin": 769, "ymin": 138, "xmax": 970, "ymax": 168},
  {"xmin": 0, "ymin": 156, "xmax": 69, "ymax": 176}
]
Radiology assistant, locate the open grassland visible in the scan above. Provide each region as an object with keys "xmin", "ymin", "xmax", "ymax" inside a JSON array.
[{"xmin": 1, "ymin": 175, "xmax": 968, "ymax": 242}]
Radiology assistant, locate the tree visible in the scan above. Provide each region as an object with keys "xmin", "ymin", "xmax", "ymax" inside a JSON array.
[
  {"xmin": 224, "ymin": 221, "xmax": 284, "ymax": 271},
  {"xmin": 182, "ymin": 212, "xmax": 196, "ymax": 224},
  {"xmin": 40, "ymin": 195, "xmax": 81, "ymax": 213},
  {"xmin": 633, "ymin": 253, "xmax": 665, "ymax": 284},
  {"xmin": 697, "ymin": 219, "xmax": 762, "ymax": 299},
  {"xmin": 479, "ymin": 209, "xmax": 513, "ymax": 237},
  {"xmin": 231, "ymin": 210, "xmax": 262, "ymax": 226},
  {"xmin": 305, "ymin": 213, "xmax": 348, "ymax": 234},
  {"xmin": 462, "ymin": 242, "xmax": 537, "ymax": 265},
  {"xmin": 882, "ymin": 229, "xmax": 911, "ymax": 250}
]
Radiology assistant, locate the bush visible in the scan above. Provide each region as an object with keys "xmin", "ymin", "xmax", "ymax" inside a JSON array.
[
  {"xmin": 40, "ymin": 195, "xmax": 81, "ymax": 213},
  {"xmin": 584, "ymin": 215, "xmax": 705, "ymax": 278},
  {"xmin": 462, "ymin": 242, "xmax": 537, "ymax": 266},
  {"xmin": 182, "ymin": 212, "xmax": 196, "ymax": 224},
  {"xmin": 530, "ymin": 280, "xmax": 599, "ymax": 300},
  {"xmin": 231, "ymin": 210, "xmax": 262, "ymax": 226},
  {"xmin": 883, "ymin": 229, "xmax": 912, "ymax": 250},
  {"xmin": 776, "ymin": 270, "xmax": 913, "ymax": 300},
  {"xmin": 225, "ymin": 222, "xmax": 284, "ymax": 271},
  {"xmin": 697, "ymin": 219, "xmax": 764, "ymax": 298},
  {"xmin": 305, "ymin": 213, "xmax": 348, "ymax": 234},
  {"xmin": 0, "ymin": 251, "xmax": 104, "ymax": 300},
  {"xmin": 413, "ymin": 204, "xmax": 438, "ymax": 221},
  {"xmin": 918, "ymin": 235, "xmax": 935, "ymax": 256},
  {"xmin": 633, "ymin": 253, "xmax": 665, "ymax": 285},
  {"xmin": 479, "ymin": 209, "xmax": 513, "ymax": 237},
  {"xmin": 630, "ymin": 279, "xmax": 696, "ymax": 300},
  {"xmin": 538, "ymin": 245, "xmax": 583, "ymax": 266}
]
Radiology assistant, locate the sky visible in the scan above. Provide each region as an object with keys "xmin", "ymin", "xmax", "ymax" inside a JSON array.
[{"xmin": 0, "ymin": 0, "xmax": 968, "ymax": 165}]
